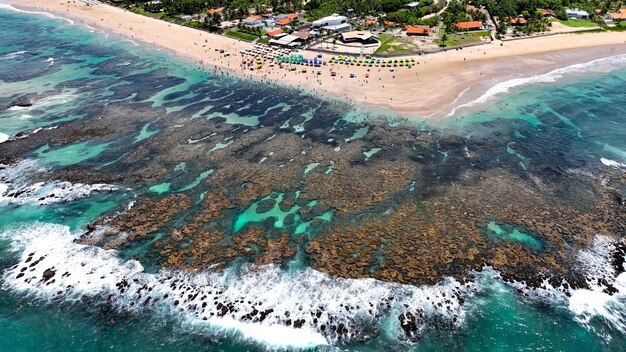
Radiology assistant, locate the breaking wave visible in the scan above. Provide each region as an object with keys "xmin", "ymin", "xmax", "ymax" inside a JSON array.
[
  {"xmin": 601, "ymin": 158, "xmax": 626, "ymax": 169},
  {"xmin": 447, "ymin": 54, "xmax": 626, "ymax": 118},
  {"xmin": 0, "ymin": 132, "xmax": 8, "ymax": 143},
  {"xmin": 0, "ymin": 160, "xmax": 117, "ymax": 206},
  {"xmin": 1, "ymin": 222, "xmax": 472, "ymax": 349},
  {"xmin": 0, "ymin": 50, "xmax": 26, "ymax": 59},
  {"xmin": 569, "ymin": 236, "xmax": 626, "ymax": 334},
  {"xmin": 0, "ymin": 3, "xmax": 75, "ymax": 25}
]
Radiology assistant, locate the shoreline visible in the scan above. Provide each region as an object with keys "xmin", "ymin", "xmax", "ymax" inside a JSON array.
[{"xmin": 9, "ymin": 0, "xmax": 626, "ymax": 118}]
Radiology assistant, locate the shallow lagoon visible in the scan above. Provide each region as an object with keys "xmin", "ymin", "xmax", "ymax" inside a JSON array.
[{"xmin": 0, "ymin": 6, "xmax": 626, "ymax": 352}]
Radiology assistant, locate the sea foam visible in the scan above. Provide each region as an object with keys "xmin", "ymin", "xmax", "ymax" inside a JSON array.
[
  {"xmin": 447, "ymin": 54, "xmax": 626, "ymax": 118},
  {"xmin": 0, "ymin": 132, "xmax": 8, "ymax": 143},
  {"xmin": 0, "ymin": 160, "xmax": 117, "ymax": 205},
  {"xmin": 0, "ymin": 3, "xmax": 75, "ymax": 25},
  {"xmin": 601, "ymin": 158, "xmax": 626, "ymax": 169},
  {"xmin": 0, "ymin": 50, "xmax": 26, "ymax": 59},
  {"xmin": 568, "ymin": 236, "xmax": 626, "ymax": 334},
  {"xmin": 1, "ymin": 222, "xmax": 471, "ymax": 348}
]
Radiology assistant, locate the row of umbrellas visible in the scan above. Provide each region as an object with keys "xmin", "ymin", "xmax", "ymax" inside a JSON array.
[
  {"xmin": 276, "ymin": 54, "xmax": 327, "ymax": 67},
  {"xmin": 330, "ymin": 56, "xmax": 417, "ymax": 67}
]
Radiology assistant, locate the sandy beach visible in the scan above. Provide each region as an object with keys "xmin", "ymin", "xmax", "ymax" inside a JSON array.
[{"xmin": 11, "ymin": 0, "xmax": 626, "ymax": 117}]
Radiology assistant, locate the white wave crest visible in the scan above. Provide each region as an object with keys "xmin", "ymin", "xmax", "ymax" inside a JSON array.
[
  {"xmin": 0, "ymin": 159, "xmax": 117, "ymax": 205},
  {"xmin": 7, "ymin": 90, "xmax": 79, "ymax": 112},
  {"xmin": 0, "ymin": 3, "xmax": 74, "ymax": 24},
  {"xmin": 0, "ymin": 50, "xmax": 26, "ymax": 59},
  {"xmin": 601, "ymin": 158, "xmax": 626, "ymax": 169},
  {"xmin": 569, "ymin": 236, "xmax": 626, "ymax": 334},
  {"xmin": 447, "ymin": 54, "xmax": 626, "ymax": 117},
  {"xmin": 1, "ymin": 222, "xmax": 471, "ymax": 348},
  {"xmin": 0, "ymin": 132, "xmax": 8, "ymax": 143}
]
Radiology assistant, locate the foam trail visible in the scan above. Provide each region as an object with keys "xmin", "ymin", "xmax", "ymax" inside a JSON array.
[
  {"xmin": 0, "ymin": 3, "xmax": 75, "ymax": 24},
  {"xmin": 0, "ymin": 160, "xmax": 117, "ymax": 205},
  {"xmin": 446, "ymin": 54, "xmax": 626, "ymax": 118},
  {"xmin": 0, "ymin": 132, "xmax": 8, "ymax": 143},
  {"xmin": 0, "ymin": 50, "xmax": 26, "ymax": 59},
  {"xmin": 601, "ymin": 158, "xmax": 626, "ymax": 169},
  {"xmin": 7, "ymin": 90, "xmax": 79, "ymax": 112},
  {"xmin": 1, "ymin": 223, "xmax": 471, "ymax": 348}
]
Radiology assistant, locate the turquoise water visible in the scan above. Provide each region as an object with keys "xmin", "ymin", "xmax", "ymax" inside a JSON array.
[
  {"xmin": 34, "ymin": 141, "xmax": 113, "ymax": 167},
  {"xmin": 485, "ymin": 221, "xmax": 544, "ymax": 251},
  {"xmin": 0, "ymin": 4, "xmax": 625, "ymax": 352}
]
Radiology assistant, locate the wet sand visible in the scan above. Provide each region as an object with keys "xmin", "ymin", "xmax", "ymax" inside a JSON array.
[{"xmin": 13, "ymin": 0, "xmax": 626, "ymax": 117}]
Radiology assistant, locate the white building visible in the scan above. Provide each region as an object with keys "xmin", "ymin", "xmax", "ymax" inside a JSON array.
[
  {"xmin": 566, "ymin": 8, "xmax": 590, "ymax": 20},
  {"xmin": 312, "ymin": 14, "xmax": 350, "ymax": 32}
]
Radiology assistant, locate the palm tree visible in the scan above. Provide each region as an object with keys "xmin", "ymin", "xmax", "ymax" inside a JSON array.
[{"xmin": 440, "ymin": 33, "xmax": 448, "ymax": 47}]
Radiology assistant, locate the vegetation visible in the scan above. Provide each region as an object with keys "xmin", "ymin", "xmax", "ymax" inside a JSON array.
[
  {"xmin": 113, "ymin": 0, "xmax": 626, "ymax": 50},
  {"xmin": 434, "ymin": 30, "xmax": 490, "ymax": 46},
  {"xmin": 441, "ymin": 0, "xmax": 487, "ymax": 34},
  {"xmin": 552, "ymin": 18, "xmax": 599, "ymax": 27},
  {"xmin": 374, "ymin": 35, "xmax": 423, "ymax": 55},
  {"xmin": 225, "ymin": 30, "xmax": 259, "ymax": 41}
]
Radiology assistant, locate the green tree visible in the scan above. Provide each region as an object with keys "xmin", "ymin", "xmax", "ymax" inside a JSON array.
[{"xmin": 439, "ymin": 32, "xmax": 448, "ymax": 47}]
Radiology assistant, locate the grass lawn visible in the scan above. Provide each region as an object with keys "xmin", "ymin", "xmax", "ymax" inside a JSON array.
[
  {"xmin": 435, "ymin": 30, "xmax": 490, "ymax": 47},
  {"xmin": 130, "ymin": 7, "xmax": 164, "ymax": 20},
  {"xmin": 225, "ymin": 30, "xmax": 258, "ymax": 42},
  {"xmin": 572, "ymin": 22, "xmax": 626, "ymax": 34},
  {"xmin": 374, "ymin": 34, "xmax": 417, "ymax": 55},
  {"xmin": 552, "ymin": 19, "xmax": 599, "ymax": 28}
]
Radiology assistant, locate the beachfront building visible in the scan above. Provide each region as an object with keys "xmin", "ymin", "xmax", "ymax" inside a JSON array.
[
  {"xmin": 242, "ymin": 15, "xmax": 263, "ymax": 26},
  {"xmin": 207, "ymin": 7, "xmax": 224, "ymax": 18},
  {"xmin": 340, "ymin": 31, "xmax": 378, "ymax": 44},
  {"xmin": 266, "ymin": 28, "xmax": 285, "ymax": 39},
  {"xmin": 606, "ymin": 8, "xmax": 626, "ymax": 22},
  {"xmin": 454, "ymin": 21, "xmax": 484, "ymax": 31},
  {"xmin": 312, "ymin": 14, "xmax": 351, "ymax": 32},
  {"xmin": 405, "ymin": 25, "xmax": 430, "ymax": 36},
  {"xmin": 539, "ymin": 9, "xmax": 553, "ymax": 17},
  {"xmin": 566, "ymin": 8, "xmax": 590, "ymax": 20},
  {"xmin": 510, "ymin": 17, "xmax": 527, "ymax": 26},
  {"xmin": 275, "ymin": 13, "xmax": 299, "ymax": 26},
  {"xmin": 269, "ymin": 33, "xmax": 307, "ymax": 47}
]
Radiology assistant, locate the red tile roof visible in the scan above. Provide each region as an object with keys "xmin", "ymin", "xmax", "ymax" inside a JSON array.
[
  {"xmin": 610, "ymin": 8, "xmax": 626, "ymax": 19},
  {"xmin": 405, "ymin": 25, "xmax": 430, "ymax": 35},
  {"xmin": 510, "ymin": 17, "xmax": 527, "ymax": 25},
  {"xmin": 276, "ymin": 13, "xmax": 298, "ymax": 26},
  {"xmin": 267, "ymin": 28, "xmax": 285, "ymax": 36},
  {"xmin": 539, "ymin": 9, "xmax": 553, "ymax": 16},
  {"xmin": 454, "ymin": 21, "xmax": 483, "ymax": 30},
  {"xmin": 208, "ymin": 7, "xmax": 224, "ymax": 14},
  {"xmin": 384, "ymin": 20, "xmax": 397, "ymax": 26}
]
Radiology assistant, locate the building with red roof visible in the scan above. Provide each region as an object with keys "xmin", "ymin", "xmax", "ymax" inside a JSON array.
[
  {"xmin": 454, "ymin": 21, "xmax": 484, "ymax": 30},
  {"xmin": 510, "ymin": 17, "xmax": 527, "ymax": 25},
  {"xmin": 208, "ymin": 7, "xmax": 224, "ymax": 14},
  {"xmin": 266, "ymin": 28, "xmax": 285, "ymax": 37},
  {"xmin": 405, "ymin": 25, "xmax": 430, "ymax": 36},
  {"xmin": 276, "ymin": 13, "xmax": 298, "ymax": 26}
]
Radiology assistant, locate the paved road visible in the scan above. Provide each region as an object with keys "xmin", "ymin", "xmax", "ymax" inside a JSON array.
[{"xmin": 422, "ymin": 0, "xmax": 451, "ymax": 20}]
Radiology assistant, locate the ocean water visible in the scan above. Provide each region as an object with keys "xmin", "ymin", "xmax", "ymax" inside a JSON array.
[{"xmin": 1, "ymin": 4, "xmax": 626, "ymax": 352}]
